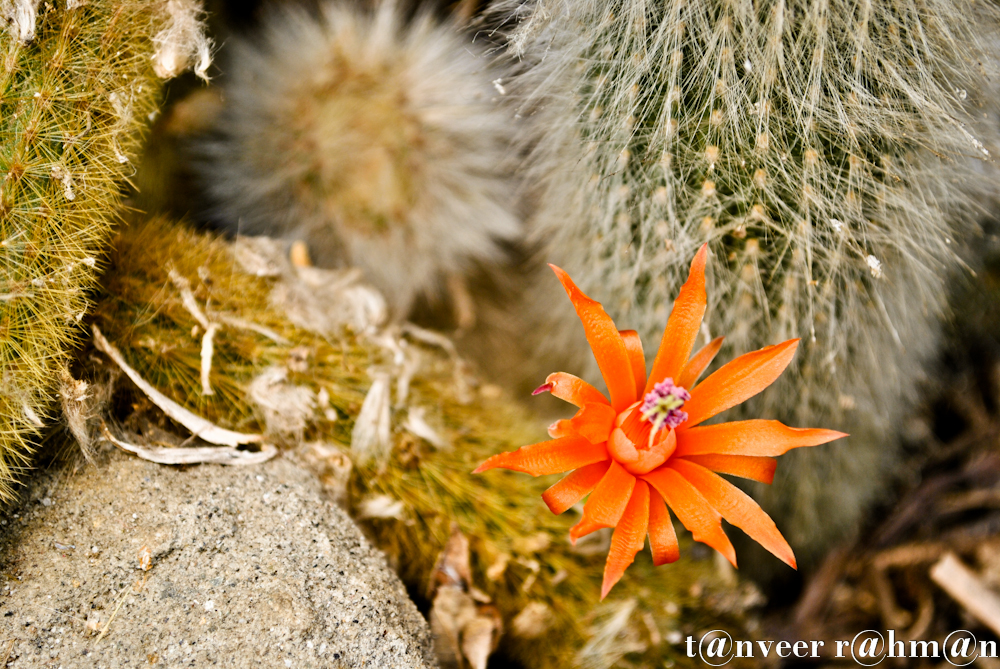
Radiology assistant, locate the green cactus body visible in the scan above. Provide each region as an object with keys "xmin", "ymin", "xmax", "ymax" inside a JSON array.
[
  {"xmin": 0, "ymin": 0, "xmax": 204, "ymax": 499},
  {"xmin": 496, "ymin": 0, "xmax": 1000, "ymax": 572}
]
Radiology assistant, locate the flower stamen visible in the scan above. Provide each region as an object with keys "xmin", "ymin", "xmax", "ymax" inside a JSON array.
[{"xmin": 640, "ymin": 379, "xmax": 690, "ymax": 444}]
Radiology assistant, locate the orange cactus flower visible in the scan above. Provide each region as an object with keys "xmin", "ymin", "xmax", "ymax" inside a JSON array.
[{"xmin": 474, "ymin": 245, "xmax": 847, "ymax": 599}]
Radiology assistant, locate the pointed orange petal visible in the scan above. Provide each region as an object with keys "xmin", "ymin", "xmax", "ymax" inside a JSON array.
[
  {"xmin": 675, "ymin": 420, "xmax": 848, "ymax": 457},
  {"xmin": 647, "ymin": 486, "xmax": 680, "ymax": 566},
  {"xmin": 550, "ymin": 265, "xmax": 636, "ymax": 412},
  {"xmin": 671, "ymin": 459, "xmax": 796, "ymax": 569},
  {"xmin": 602, "ymin": 480, "xmax": 650, "ymax": 599},
  {"xmin": 619, "ymin": 329, "xmax": 647, "ymax": 400},
  {"xmin": 540, "ymin": 372, "xmax": 609, "ymax": 408},
  {"xmin": 474, "ymin": 436, "xmax": 608, "ymax": 476},
  {"xmin": 548, "ymin": 402, "xmax": 617, "ymax": 443},
  {"xmin": 645, "ymin": 245, "xmax": 708, "ymax": 393},
  {"xmin": 681, "ymin": 339, "xmax": 799, "ymax": 428},
  {"xmin": 679, "ymin": 454, "xmax": 777, "ymax": 484},
  {"xmin": 542, "ymin": 460, "xmax": 612, "ymax": 515},
  {"xmin": 643, "ymin": 466, "xmax": 737, "ymax": 567},
  {"xmin": 570, "ymin": 461, "xmax": 636, "ymax": 541},
  {"xmin": 677, "ymin": 336, "xmax": 724, "ymax": 389},
  {"xmin": 569, "ymin": 517, "xmax": 604, "ymax": 543},
  {"xmin": 547, "ymin": 420, "xmax": 573, "ymax": 440}
]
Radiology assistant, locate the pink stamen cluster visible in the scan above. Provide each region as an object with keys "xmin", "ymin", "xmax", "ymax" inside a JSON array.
[{"xmin": 640, "ymin": 379, "xmax": 690, "ymax": 434}]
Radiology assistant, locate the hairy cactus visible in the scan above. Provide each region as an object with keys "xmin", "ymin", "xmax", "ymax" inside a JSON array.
[
  {"xmin": 494, "ymin": 0, "xmax": 1000, "ymax": 572},
  {"xmin": 0, "ymin": 0, "xmax": 210, "ymax": 499},
  {"xmin": 196, "ymin": 0, "xmax": 520, "ymax": 321}
]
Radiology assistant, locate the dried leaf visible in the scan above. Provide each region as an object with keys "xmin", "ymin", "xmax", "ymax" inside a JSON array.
[
  {"xmin": 404, "ymin": 407, "xmax": 446, "ymax": 449},
  {"xmin": 461, "ymin": 609, "xmax": 502, "ymax": 669},
  {"xmin": 101, "ymin": 424, "xmax": 276, "ymax": 466},
  {"xmin": 351, "ymin": 371, "xmax": 392, "ymax": 464},
  {"xmin": 429, "ymin": 586, "xmax": 501, "ymax": 669},
  {"xmin": 93, "ymin": 326, "xmax": 263, "ymax": 447},
  {"xmin": 428, "ymin": 525, "xmax": 473, "ymax": 597},
  {"xmin": 233, "ymin": 236, "xmax": 285, "ymax": 277},
  {"xmin": 430, "ymin": 585, "xmax": 477, "ymax": 668},
  {"xmin": 302, "ymin": 442, "xmax": 352, "ymax": 505},
  {"xmin": 426, "ymin": 525, "xmax": 502, "ymax": 669},
  {"xmin": 247, "ymin": 366, "xmax": 315, "ymax": 437},
  {"xmin": 511, "ymin": 602, "xmax": 553, "ymax": 639},
  {"xmin": 274, "ymin": 266, "xmax": 387, "ymax": 337},
  {"xmin": 485, "ymin": 553, "xmax": 509, "ymax": 582},
  {"xmin": 356, "ymin": 494, "xmax": 405, "ymax": 520},
  {"xmin": 930, "ymin": 552, "xmax": 1000, "ymax": 636}
]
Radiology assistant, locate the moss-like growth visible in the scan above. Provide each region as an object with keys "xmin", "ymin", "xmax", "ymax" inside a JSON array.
[
  {"xmin": 0, "ymin": 0, "xmax": 211, "ymax": 499},
  {"xmin": 90, "ymin": 217, "xmax": 759, "ymax": 669},
  {"xmin": 492, "ymin": 0, "xmax": 1000, "ymax": 575}
]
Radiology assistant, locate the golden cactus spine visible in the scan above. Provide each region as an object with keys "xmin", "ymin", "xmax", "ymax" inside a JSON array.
[{"xmin": 0, "ymin": 0, "xmax": 208, "ymax": 499}]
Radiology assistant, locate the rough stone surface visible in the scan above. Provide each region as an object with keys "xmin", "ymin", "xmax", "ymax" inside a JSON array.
[{"xmin": 0, "ymin": 448, "xmax": 438, "ymax": 668}]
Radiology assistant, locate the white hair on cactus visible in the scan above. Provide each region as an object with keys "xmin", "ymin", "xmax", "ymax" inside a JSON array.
[
  {"xmin": 494, "ymin": 0, "xmax": 1000, "ymax": 570},
  {"xmin": 1, "ymin": 0, "xmax": 39, "ymax": 43},
  {"xmin": 198, "ymin": 1, "xmax": 520, "ymax": 318},
  {"xmin": 151, "ymin": 0, "xmax": 212, "ymax": 80}
]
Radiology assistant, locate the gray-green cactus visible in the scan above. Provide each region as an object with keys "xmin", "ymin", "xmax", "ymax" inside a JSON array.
[{"xmin": 494, "ymin": 0, "xmax": 1000, "ymax": 574}]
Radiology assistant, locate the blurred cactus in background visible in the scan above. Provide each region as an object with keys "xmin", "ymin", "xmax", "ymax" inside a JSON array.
[
  {"xmin": 0, "ymin": 0, "xmax": 210, "ymax": 499},
  {"xmin": 492, "ymin": 0, "xmax": 1000, "ymax": 576},
  {"xmin": 198, "ymin": 0, "xmax": 520, "ymax": 321}
]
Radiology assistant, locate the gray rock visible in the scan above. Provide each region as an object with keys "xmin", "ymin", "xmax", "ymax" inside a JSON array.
[{"xmin": 0, "ymin": 450, "xmax": 437, "ymax": 668}]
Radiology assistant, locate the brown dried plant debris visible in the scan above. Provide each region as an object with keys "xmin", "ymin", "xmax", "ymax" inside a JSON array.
[{"xmin": 784, "ymin": 356, "xmax": 1000, "ymax": 656}]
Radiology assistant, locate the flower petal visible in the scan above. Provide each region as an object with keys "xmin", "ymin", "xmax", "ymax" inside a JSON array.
[
  {"xmin": 568, "ymin": 517, "xmax": 605, "ymax": 542},
  {"xmin": 670, "ymin": 459, "xmax": 796, "ymax": 569},
  {"xmin": 681, "ymin": 339, "xmax": 799, "ymax": 428},
  {"xmin": 608, "ymin": 426, "xmax": 676, "ymax": 475},
  {"xmin": 474, "ymin": 436, "xmax": 608, "ymax": 476},
  {"xmin": 677, "ymin": 336, "xmax": 724, "ymax": 389},
  {"xmin": 550, "ymin": 265, "xmax": 636, "ymax": 412},
  {"xmin": 679, "ymin": 454, "xmax": 777, "ymax": 484},
  {"xmin": 543, "ymin": 372, "xmax": 609, "ymax": 408},
  {"xmin": 647, "ymin": 486, "xmax": 680, "ymax": 566},
  {"xmin": 548, "ymin": 402, "xmax": 617, "ymax": 444},
  {"xmin": 602, "ymin": 480, "xmax": 650, "ymax": 599},
  {"xmin": 619, "ymin": 329, "xmax": 647, "ymax": 400},
  {"xmin": 570, "ymin": 461, "xmax": 636, "ymax": 542},
  {"xmin": 645, "ymin": 244, "xmax": 708, "ymax": 393},
  {"xmin": 542, "ymin": 460, "xmax": 612, "ymax": 515},
  {"xmin": 643, "ymin": 466, "xmax": 737, "ymax": 567},
  {"xmin": 675, "ymin": 420, "xmax": 848, "ymax": 457}
]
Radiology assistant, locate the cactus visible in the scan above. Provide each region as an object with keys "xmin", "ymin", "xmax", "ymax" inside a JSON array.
[
  {"xmin": 196, "ymin": 0, "xmax": 520, "ymax": 321},
  {"xmin": 86, "ymin": 217, "xmax": 758, "ymax": 669},
  {"xmin": 0, "ymin": 0, "xmax": 210, "ymax": 500},
  {"xmin": 492, "ymin": 0, "xmax": 1000, "ymax": 574}
]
